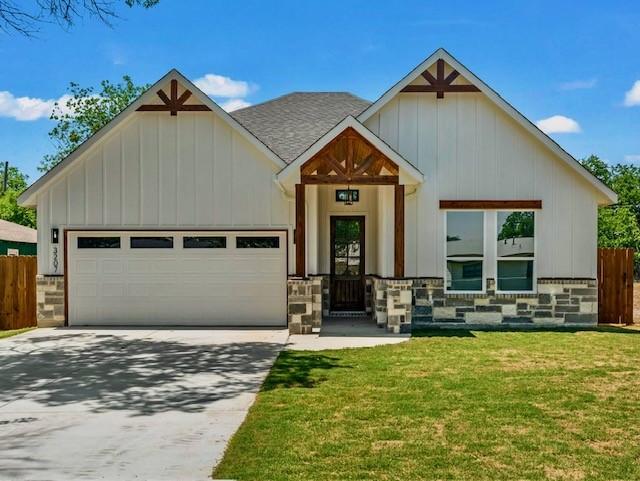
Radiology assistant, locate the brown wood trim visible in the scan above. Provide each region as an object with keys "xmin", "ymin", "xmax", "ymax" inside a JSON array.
[
  {"xmin": 301, "ymin": 174, "xmax": 398, "ymax": 185},
  {"xmin": 63, "ymin": 229, "xmax": 68, "ymax": 326},
  {"xmin": 300, "ymin": 127, "xmax": 399, "ymax": 185},
  {"xmin": 400, "ymin": 58, "xmax": 481, "ymax": 98},
  {"xmin": 401, "ymin": 85, "xmax": 481, "ymax": 93},
  {"xmin": 295, "ymin": 184, "xmax": 305, "ymax": 277},
  {"xmin": 63, "ymin": 228, "xmax": 290, "ymax": 328},
  {"xmin": 63, "ymin": 227, "xmax": 289, "ymax": 232},
  {"xmin": 136, "ymin": 79, "xmax": 212, "ymax": 116},
  {"xmin": 136, "ymin": 104, "xmax": 211, "ymax": 112},
  {"xmin": 394, "ymin": 184, "xmax": 405, "ymax": 277},
  {"xmin": 439, "ymin": 200, "xmax": 542, "ymax": 209}
]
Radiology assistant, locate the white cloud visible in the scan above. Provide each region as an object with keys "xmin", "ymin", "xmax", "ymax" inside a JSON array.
[
  {"xmin": 535, "ymin": 115, "xmax": 582, "ymax": 134},
  {"xmin": 0, "ymin": 91, "xmax": 72, "ymax": 121},
  {"xmin": 193, "ymin": 74, "xmax": 252, "ymax": 98},
  {"xmin": 220, "ymin": 98, "xmax": 251, "ymax": 112},
  {"xmin": 559, "ymin": 78, "xmax": 597, "ymax": 90},
  {"xmin": 624, "ymin": 80, "xmax": 640, "ymax": 107},
  {"xmin": 624, "ymin": 154, "xmax": 640, "ymax": 163}
]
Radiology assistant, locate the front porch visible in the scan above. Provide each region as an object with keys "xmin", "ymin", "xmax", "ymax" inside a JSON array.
[
  {"xmin": 286, "ymin": 315, "xmax": 410, "ymax": 350},
  {"xmin": 280, "ymin": 117, "xmax": 424, "ymax": 334}
]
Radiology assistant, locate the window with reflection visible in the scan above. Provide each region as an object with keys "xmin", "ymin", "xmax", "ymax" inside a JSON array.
[
  {"xmin": 236, "ymin": 236, "xmax": 280, "ymax": 248},
  {"xmin": 446, "ymin": 211, "xmax": 484, "ymax": 291},
  {"xmin": 130, "ymin": 237, "xmax": 174, "ymax": 249},
  {"xmin": 496, "ymin": 211, "xmax": 535, "ymax": 291},
  {"xmin": 183, "ymin": 236, "xmax": 226, "ymax": 249},
  {"xmin": 77, "ymin": 237, "xmax": 121, "ymax": 249}
]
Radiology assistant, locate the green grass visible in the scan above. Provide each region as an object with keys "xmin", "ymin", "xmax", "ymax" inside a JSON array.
[
  {"xmin": 214, "ymin": 327, "xmax": 640, "ymax": 481},
  {"xmin": 0, "ymin": 327, "xmax": 34, "ymax": 339}
]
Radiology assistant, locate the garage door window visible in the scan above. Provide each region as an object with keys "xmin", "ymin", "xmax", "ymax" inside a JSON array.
[
  {"xmin": 236, "ymin": 236, "xmax": 280, "ymax": 248},
  {"xmin": 77, "ymin": 237, "xmax": 121, "ymax": 249},
  {"xmin": 130, "ymin": 236, "xmax": 174, "ymax": 249},
  {"xmin": 183, "ymin": 236, "xmax": 226, "ymax": 248}
]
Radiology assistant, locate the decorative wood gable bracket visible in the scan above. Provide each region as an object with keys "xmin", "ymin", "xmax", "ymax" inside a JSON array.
[
  {"xmin": 137, "ymin": 79, "xmax": 211, "ymax": 116},
  {"xmin": 401, "ymin": 59, "xmax": 480, "ymax": 98},
  {"xmin": 300, "ymin": 127, "xmax": 399, "ymax": 185}
]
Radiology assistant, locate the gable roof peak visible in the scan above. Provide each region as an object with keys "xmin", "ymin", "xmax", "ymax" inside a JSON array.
[
  {"xmin": 357, "ymin": 48, "xmax": 617, "ymax": 204},
  {"xmin": 18, "ymin": 67, "xmax": 287, "ymax": 207}
]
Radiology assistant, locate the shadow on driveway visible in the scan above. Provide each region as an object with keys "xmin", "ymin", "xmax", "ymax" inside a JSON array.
[{"xmin": 0, "ymin": 330, "xmax": 285, "ymax": 416}]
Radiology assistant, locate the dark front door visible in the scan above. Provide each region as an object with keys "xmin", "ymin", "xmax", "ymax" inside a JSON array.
[{"xmin": 330, "ymin": 216, "xmax": 365, "ymax": 311}]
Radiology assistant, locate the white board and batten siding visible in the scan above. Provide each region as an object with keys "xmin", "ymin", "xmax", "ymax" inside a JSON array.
[
  {"xmin": 36, "ymin": 111, "xmax": 295, "ymax": 275},
  {"xmin": 364, "ymin": 92, "xmax": 599, "ymax": 279}
]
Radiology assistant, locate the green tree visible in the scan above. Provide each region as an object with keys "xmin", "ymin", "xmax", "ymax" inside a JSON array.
[
  {"xmin": 581, "ymin": 154, "xmax": 640, "ymax": 273},
  {"xmin": 581, "ymin": 154, "xmax": 612, "ymax": 186},
  {"xmin": 610, "ymin": 164, "xmax": 640, "ymax": 221},
  {"xmin": 0, "ymin": 166, "xmax": 36, "ymax": 228},
  {"xmin": 40, "ymin": 76, "xmax": 149, "ymax": 172},
  {"xmin": 498, "ymin": 211, "xmax": 534, "ymax": 241},
  {"xmin": 597, "ymin": 206, "xmax": 640, "ymax": 250}
]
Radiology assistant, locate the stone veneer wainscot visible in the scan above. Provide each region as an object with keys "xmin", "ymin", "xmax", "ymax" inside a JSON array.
[
  {"xmin": 288, "ymin": 277, "xmax": 597, "ymax": 333},
  {"xmin": 411, "ymin": 278, "xmax": 597, "ymax": 328},
  {"xmin": 36, "ymin": 275, "xmax": 65, "ymax": 327}
]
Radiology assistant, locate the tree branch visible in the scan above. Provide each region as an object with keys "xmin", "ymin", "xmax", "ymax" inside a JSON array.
[{"xmin": 0, "ymin": 0, "xmax": 159, "ymax": 36}]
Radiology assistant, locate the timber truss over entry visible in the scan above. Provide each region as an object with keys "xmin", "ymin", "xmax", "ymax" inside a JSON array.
[
  {"xmin": 294, "ymin": 125, "xmax": 409, "ymax": 279},
  {"xmin": 300, "ymin": 127, "xmax": 400, "ymax": 185}
]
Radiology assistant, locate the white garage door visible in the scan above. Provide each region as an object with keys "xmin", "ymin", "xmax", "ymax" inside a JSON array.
[{"xmin": 67, "ymin": 231, "xmax": 287, "ymax": 326}]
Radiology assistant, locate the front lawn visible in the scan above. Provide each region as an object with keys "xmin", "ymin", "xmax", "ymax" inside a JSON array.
[
  {"xmin": 0, "ymin": 328, "xmax": 34, "ymax": 340},
  {"xmin": 214, "ymin": 327, "xmax": 640, "ymax": 481}
]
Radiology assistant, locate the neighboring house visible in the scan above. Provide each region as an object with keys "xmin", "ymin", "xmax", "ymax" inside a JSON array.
[
  {"xmin": 0, "ymin": 219, "xmax": 37, "ymax": 256},
  {"xmin": 18, "ymin": 48, "xmax": 615, "ymax": 331}
]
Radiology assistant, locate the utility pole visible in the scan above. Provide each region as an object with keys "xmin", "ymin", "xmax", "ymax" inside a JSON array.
[{"xmin": 2, "ymin": 161, "xmax": 8, "ymax": 193}]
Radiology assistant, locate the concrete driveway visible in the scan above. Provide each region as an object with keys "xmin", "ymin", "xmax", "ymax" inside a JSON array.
[{"xmin": 0, "ymin": 327, "xmax": 288, "ymax": 481}]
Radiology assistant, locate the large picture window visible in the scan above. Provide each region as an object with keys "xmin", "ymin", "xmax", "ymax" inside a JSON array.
[
  {"xmin": 496, "ymin": 211, "xmax": 535, "ymax": 292},
  {"xmin": 445, "ymin": 211, "xmax": 484, "ymax": 292}
]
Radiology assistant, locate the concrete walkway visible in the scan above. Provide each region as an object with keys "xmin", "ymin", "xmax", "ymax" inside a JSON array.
[
  {"xmin": 287, "ymin": 317, "xmax": 410, "ymax": 351},
  {"xmin": 0, "ymin": 327, "xmax": 288, "ymax": 481}
]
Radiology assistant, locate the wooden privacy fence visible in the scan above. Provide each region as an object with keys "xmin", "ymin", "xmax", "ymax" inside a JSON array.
[
  {"xmin": 0, "ymin": 256, "xmax": 37, "ymax": 330},
  {"xmin": 597, "ymin": 248, "xmax": 634, "ymax": 325}
]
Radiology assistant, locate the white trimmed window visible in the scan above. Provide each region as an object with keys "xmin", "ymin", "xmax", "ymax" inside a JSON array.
[
  {"xmin": 445, "ymin": 211, "xmax": 485, "ymax": 292},
  {"xmin": 496, "ymin": 211, "xmax": 535, "ymax": 292}
]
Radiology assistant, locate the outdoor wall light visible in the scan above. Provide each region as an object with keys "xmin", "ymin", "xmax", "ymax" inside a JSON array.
[
  {"xmin": 336, "ymin": 187, "xmax": 359, "ymax": 205},
  {"xmin": 51, "ymin": 228, "xmax": 59, "ymax": 244}
]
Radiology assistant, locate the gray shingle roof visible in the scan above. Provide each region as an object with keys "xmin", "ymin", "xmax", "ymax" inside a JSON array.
[{"xmin": 230, "ymin": 92, "xmax": 371, "ymax": 163}]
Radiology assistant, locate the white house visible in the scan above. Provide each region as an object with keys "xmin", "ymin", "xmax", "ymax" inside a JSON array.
[{"xmin": 19, "ymin": 48, "xmax": 615, "ymax": 333}]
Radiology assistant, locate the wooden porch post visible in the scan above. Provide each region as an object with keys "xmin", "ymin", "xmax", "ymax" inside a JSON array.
[
  {"xmin": 295, "ymin": 183, "xmax": 306, "ymax": 277},
  {"xmin": 394, "ymin": 184, "xmax": 405, "ymax": 277}
]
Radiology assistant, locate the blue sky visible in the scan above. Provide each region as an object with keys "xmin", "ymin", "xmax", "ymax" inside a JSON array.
[{"xmin": 1, "ymin": 0, "xmax": 639, "ymax": 182}]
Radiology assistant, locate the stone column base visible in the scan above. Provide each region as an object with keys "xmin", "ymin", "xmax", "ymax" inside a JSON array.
[
  {"xmin": 36, "ymin": 275, "xmax": 65, "ymax": 327},
  {"xmin": 372, "ymin": 277, "xmax": 412, "ymax": 333},
  {"xmin": 287, "ymin": 277, "xmax": 322, "ymax": 334}
]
